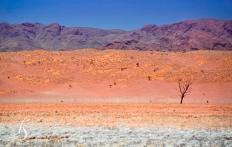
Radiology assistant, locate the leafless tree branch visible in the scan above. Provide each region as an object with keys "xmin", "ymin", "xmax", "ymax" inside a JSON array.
[{"xmin": 178, "ymin": 80, "xmax": 192, "ymax": 104}]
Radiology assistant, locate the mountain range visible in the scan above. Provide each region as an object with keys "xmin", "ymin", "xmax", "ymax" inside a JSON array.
[{"xmin": 0, "ymin": 18, "xmax": 232, "ymax": 52}]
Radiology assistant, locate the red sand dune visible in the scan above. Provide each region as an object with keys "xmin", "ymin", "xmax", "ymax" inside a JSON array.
[{"xmin": 0, "ymin": 49, "xmax": 232, "ymax": 103}]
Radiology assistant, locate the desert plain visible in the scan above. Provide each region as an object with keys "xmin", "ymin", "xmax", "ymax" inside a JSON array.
[{"xmin": 0, "ymin": 49, "xmax": 232, "ymax": 146}]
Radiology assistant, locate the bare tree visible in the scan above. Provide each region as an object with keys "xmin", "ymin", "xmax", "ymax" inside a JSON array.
[{"xmin": 178, "ymin": 80, "xmax": 192, "ymax": 104}]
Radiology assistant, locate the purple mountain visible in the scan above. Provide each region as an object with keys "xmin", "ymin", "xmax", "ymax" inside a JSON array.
[{"xmin": 0, "ymin": 18, "xmax": 232, "ymax": 52}]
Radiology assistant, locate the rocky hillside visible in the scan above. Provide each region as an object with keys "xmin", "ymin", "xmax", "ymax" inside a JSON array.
[{"xmin": 0, "ymin": 18, "xmax": 232, "ymax": 52}]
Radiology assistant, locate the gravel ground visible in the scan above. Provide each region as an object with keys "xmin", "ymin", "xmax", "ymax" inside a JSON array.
[{"xmin": 1, "ymin": 123, "xmax": 232, "ymax": 147}]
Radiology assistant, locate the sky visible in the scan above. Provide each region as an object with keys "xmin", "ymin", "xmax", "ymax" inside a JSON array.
[{"xmin": 0, "ymin": 0, "xmax": 232, "ymax": 30}]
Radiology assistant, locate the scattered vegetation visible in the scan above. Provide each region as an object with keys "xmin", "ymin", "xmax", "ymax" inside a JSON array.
[
  {"xmin": 153, "ymin": 67, "xmax": 159, "ymax": 72},
  {"xmin": 0, "ymin": 103, "xmax": 231, "ymax": 130},
  {"xmin": 121, "ymin": 67, "xmax": 127, "ymax": 71},
  {"xmin": 0, "ymin": 50, "xmax": 231, "ymax": 90},
  {"xmin": 136, "ymin": 63, "xmax": 139, "ymax": 67}
]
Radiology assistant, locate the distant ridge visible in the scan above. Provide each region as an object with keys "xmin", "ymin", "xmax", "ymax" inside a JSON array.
[{"xmin": 0, "ymin": 18, "xmax": 232, "ymax": 52}]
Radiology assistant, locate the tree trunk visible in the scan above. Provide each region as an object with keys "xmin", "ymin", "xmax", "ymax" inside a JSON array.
[{"xmin": 180, "ymin": 95, "xmax": 184, "ymax": 104}]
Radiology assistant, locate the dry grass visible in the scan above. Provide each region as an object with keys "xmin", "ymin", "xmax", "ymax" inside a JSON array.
[{"xmin": 0, "ymin": 103, "xmax": 232, "ymax": 130}]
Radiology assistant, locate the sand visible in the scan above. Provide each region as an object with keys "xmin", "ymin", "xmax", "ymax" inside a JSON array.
[{"xmin": 0, "ymin": 50, "xmax": 232, "ymax": 103}]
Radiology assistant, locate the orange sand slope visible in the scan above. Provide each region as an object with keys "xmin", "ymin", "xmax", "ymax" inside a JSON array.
[
  {"xmin": 0, "ymin": 49, "xmax": 232, "ymax": 103},
  {"xmin": 1, "ymin": 103, "xmax": 232, "ymax": 129}
]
